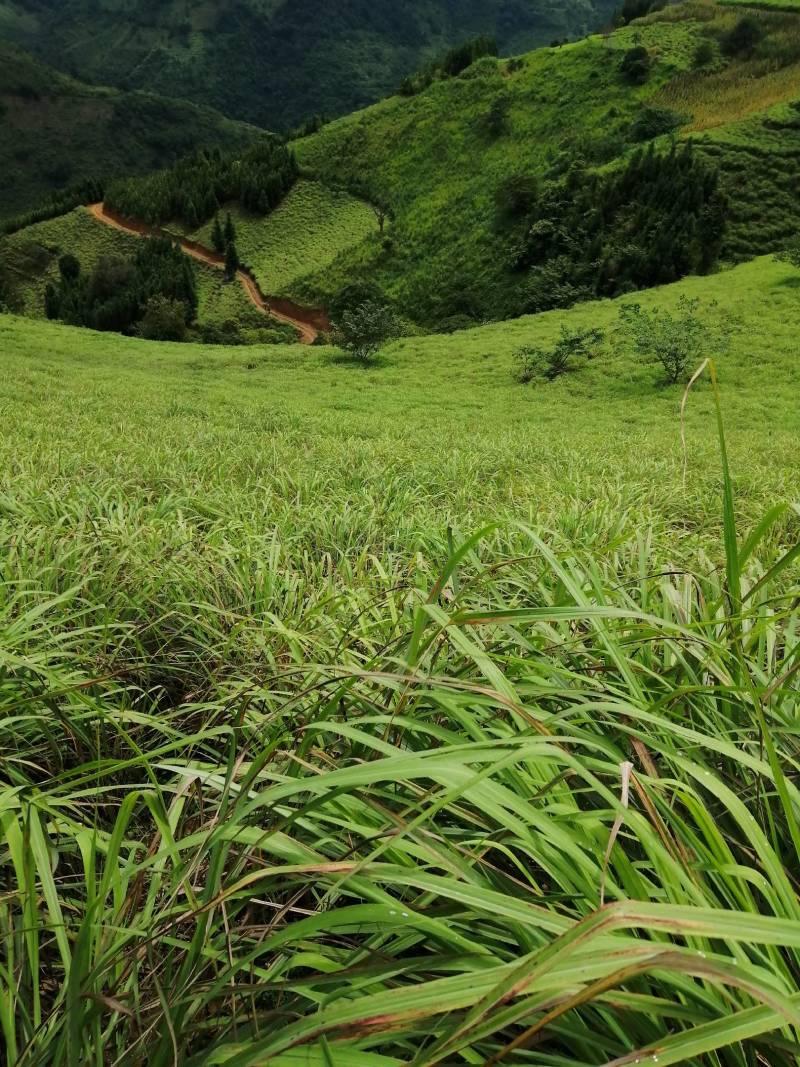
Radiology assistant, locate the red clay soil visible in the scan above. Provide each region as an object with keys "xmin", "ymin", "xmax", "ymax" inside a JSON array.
[{"xmin": 87, "ymin": 202, "xmax": 330, "ymax": 345}]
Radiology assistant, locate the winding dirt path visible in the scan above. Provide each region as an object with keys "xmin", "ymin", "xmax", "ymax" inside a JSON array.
[{"xmin": 87, "ymin": 203, "xmax": 329, "ymax": 345}]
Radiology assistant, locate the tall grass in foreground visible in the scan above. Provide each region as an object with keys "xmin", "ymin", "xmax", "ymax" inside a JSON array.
[{"xmin": 2, "ymin": 373, "xmax": 800, "ymax": 1066}]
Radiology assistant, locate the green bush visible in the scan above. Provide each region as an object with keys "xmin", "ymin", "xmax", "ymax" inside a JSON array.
[{"xmin": 513, "ymin": 325, "xmax": 605, "ymax": 382}]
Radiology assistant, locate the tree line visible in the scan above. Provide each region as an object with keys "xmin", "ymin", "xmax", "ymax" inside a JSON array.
[
  {"xmin": 105, "ymin": 138, "xmax": 299, "ymax": 229},
  {"xmin": 398, "ymin": 35, "xmax": 498, "ymax": 97},
  {"xmin": 45, "ymin": 238, "xmax": 198, "ymax": 339},
  {"xmin": 506, "ymin": 142, "xmax": 727, "ymax": 313}
]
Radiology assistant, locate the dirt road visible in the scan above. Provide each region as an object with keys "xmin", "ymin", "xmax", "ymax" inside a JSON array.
[{"xmin": 87, "ymin": 202, "xmax": 329, "ymax": 345}]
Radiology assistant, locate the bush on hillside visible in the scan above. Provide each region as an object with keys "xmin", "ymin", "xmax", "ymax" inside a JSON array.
[
  {"xmin": 693, "ymin": 39, "xmax": 716, "ymax": 69},
  {"xmin": 494, "ymin": 173, "xmax": 538, "ymax": 224},
  {"xmin": 620, "ymin": 45, "xmax": 652, "ymax": 85},
  {"xmin": 332, "ymin": 300, "xmax": 399, "ymax": 363},
  {"xmin": 136, "ymin": 295, "xmax": 189, "ymax": 342},
  {"xmin": 45, "ymin": 236, "xmax": 197, "ymax": 337},
  {"xmin": 514, "ymin": 325, "xmax": 605, "ymax": 383},
  {"xmin": 614, "ymin": 0, "xmax": 667, "ymax": 26},
  {"xmin": 617, "ymin": 295, "xmax": 732, "ymax": 384},
  {"xmin": 722, "ymin": 16, "xmax": 764, "ymax": 58},
  {"xmin": 330, "ymin": 281, "xmax": 388, "ymax": 324},
  {"xmin": 630, "ymin": 105, "xmax": 683, "ymax": 142}
]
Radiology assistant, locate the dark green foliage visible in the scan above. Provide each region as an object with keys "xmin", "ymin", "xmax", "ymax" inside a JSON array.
[
  {"xmin": 614, "ymin": 0, "xmax": 666, "ymax": 27},
  {"xmin": 630, "ymin": 105, "xmax": 683, "ymax": 143},
  {"xmin": 330, "ymin": 281, "xmax": 388, "ymax": 324},
  {"xmin": 224, "ymin": 242, "xmax": 240, "ymax": 281},
  {"xmin": 620, "ymin": 45, "xmax": 651, "ymax": 85},
  {"xmin": 512, "ymin": 143, "xmax": 727, "ymax": 312},
  {"xmin": 224, "ymin": 213, "xmax": 237, "ymax": 246},
  {"xmin": 774, "ymin": 238, "xmax": 800, "ymax": 270},
  {"xmin": 106, "ymin": 140, "xmax": 298, "ymax": 228},
  {"xmin": 494, "ymin": 174, "xmax": 539, "ymax": 224},
  {"xmin": 0, "ymin": 1, "xmax": 619, "ymax": 131},
  {"xmin": 136, "ymin": 295, "xmax": 189, "ymax": 342},
  {"xmin": 211, "ymin": 216, "xmax": 225, "ymax": 254},
  {"xmin": 1, "ymin": 179, "xmax": 104, "ymax": 237},
  {"xmin": 514, "ymin": 325, "xmax": 605, "ymax": 383},
  {"xmin": 693, "ymin": 39, "xmax": 716, "ymax": 69},
  {"xmin": 45, "ymin": 237, "xmax": 197, "ymax": 336},
  {"xmin": 722, "ymin": 16, "xmax": 764, "ymax": 59},
  {"xmin": 58, "ymin": 254, "xmax": 80, "ymax": 282}
]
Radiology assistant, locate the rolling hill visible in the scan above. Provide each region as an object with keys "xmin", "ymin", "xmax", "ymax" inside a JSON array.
[
  {"xmin": 0, "ymin": 41, "xmax": 260, "ymax": 220},
  {"xmin": 0, "ymin": 0, "xmax": 619, "ymax": 129}
]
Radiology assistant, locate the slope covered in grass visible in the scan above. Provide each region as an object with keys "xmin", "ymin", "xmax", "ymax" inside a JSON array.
[
  {"xmin": 0, "ymin": 41, "xmax": 260, "ymax": 221},
  {"xmin": 293, "ymin": 1, "xmax": 800, "ymax": 325},
  {"xmin": 0, "ymin": 0, "xmax": 618, "ymax": 129},
  {"xmin": 182, "ymin": 180, "xmax": 379, "ymax": 297},
  {"xmin": 1, "ymin": 255, "xmax": 800, "ymax": 1062}
]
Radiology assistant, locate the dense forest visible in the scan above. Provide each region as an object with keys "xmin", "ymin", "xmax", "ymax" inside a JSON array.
[
  {"xmin": 510, "ymin": 144, "xmax": 728, "ymax": 312},
  {"xmin": 0, "ymin": 0, "xmax": 618, "ymax": 128},
  {"xmin": 105, "ymin": 141, "xmax": 299, "ymax": 228},
  {"xmin": 44, "ymin": 239, "xmax": 198, "ymax": 338}
]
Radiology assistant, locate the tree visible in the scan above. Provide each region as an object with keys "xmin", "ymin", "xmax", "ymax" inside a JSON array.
[
  {"xmin": 513, "ymin": 326, "xmax": 605, "ymax": 383},
  {"xmin": 333, "ymin": 300, "xmax": 399, "ymax": 363},
  {"xmin": 617, "ymin": 296, "xmax": 732, "ymax": 385},
  {"xmin": 693, "ymin": 39, "xmax": 715, "ymax": 68},
  {"xmin": 58, "ymin": 253, "xmax": 81, "ymax": 282},
  {"xmin": 224, "ymin": 212, "xmax": 237, "ymax": 246},
  {"xmin": 722, "ymin": 16, "xmax": 763, "ymax": 57},
  {"xmin": 774, "ymin": 237, "xmax": 800, "ymax": 268},
  {"xmin": 620, "ymin": 45, "xmax": 651, "ymax": 85},
  {"xmin": 370, "ymin": 201, "xmax": 392, "ymax": 235},
  {"xmin": 211, "ymin": 215, "xmax": 225, "ymax": 254},
  {"xmin": 136, "ymin": 295, "xmax": 189, "ymax": 342},
  {"xmin": 330, "ymin": 281, "xmax": 387, "ymax": 323},
  {"xmin": 225, "ymin": 242, "xmax": 240, "ymax": 280},
  {"xmin": 494, "ymin": 173, "xmax": 538, "ymax": 223}
]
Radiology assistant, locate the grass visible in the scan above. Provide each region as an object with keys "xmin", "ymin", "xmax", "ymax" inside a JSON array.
[
  {"xmin": 182, "ymin": 180, "xmax": 379, "ymax": 300},
  {"xmin": 0, "ymin": 253, "xmax": 800, "ymax": 1061}
]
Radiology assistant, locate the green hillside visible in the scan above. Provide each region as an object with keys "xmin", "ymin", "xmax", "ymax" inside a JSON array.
[
  {"xmin": 0, "ymin": 0, "xmax": 618, "ymax": 129},
  {"xmin": 289, "ymin": 1, "xmax": 800, "ymax": 325},
  {"xmin": 2, "ymin": 254, "xmax": 800, "ymax": 1062},
  {"xmin": 0, "ymin": 41, "xmax": 260, "ymax": 220},
  {"xmin": 1, "ymin": 207, "xmax": 295, "ymax": 342}
]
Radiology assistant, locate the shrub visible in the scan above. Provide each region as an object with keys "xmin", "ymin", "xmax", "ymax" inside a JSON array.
[
  {"xmin": 630, "ymin": 106, "xmax": 683, "ymax": 142},
  {"xmin": 693, "ymin": 39, "xmax": 716, "ymax": 68},
  {"xmin": 333, "ymin": 300, "xmax": 399, "ymax": 363},
  {"xmin": 494, "ymin": 173, "xmax": 538, "ymax": 224},
  {"xmin": 620, "ymin": 45, "xmax": 651, "ymax": 85},
  {"xmin": 330, "ymin": 281, "xmax": 387, "ymax": 323},
  {"xmin": 722, "ymin": 16, "xmax": 764, "ymax": 58},
  {"xmin": 513, "ymin": 325, "xmax": 605, "ymax": 383},
  {"xmin": 617, "ymin": 295, "xmax": 732, "ymax": 384},
  {"xmin": 136, "ymin": 295, "xmax": 189, "ymax": 342}
]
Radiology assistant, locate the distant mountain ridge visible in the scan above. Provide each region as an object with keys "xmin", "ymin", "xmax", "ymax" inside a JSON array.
[
  {"xmin": 0, "ymin": 42, "xmax": 260, "ymax": 219},
  {"xmin": 0, "ymin": 0, "xmax": 619, "ymax": 129}
]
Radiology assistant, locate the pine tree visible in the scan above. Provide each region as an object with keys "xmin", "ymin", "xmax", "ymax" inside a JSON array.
[
  {"xmin": 211, "ymin": 216, "xmax": 225, "ymax": 254},
  {"xmin": 224, "ymin": 213, "xmax": 237, "ymax": 246},
  {"xmin": 224, "ymin": 242, "xmax": 240, "ymax": 281}
]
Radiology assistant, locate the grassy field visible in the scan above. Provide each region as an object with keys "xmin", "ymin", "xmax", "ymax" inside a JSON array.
[
  {"xmin": 183, "ymin": 180, "xmax": 379, "ymax": 299},
  {"xmin": 1, "ymin": 254, "xmax": 800, "ymax": 1063},
  {"xmin": 0, "ymin": 207, "xmax": 293, "ymax": 340}
]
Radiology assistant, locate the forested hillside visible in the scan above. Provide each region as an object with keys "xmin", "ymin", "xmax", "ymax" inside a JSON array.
[
  {"xmin": 290, "ymin": 2, "xmax": 800, "ymax": 325},
  {"xmin": 0, "ymin": 42, "xmax": 259, "ymax": 220},
  {"xmin": 0, "ymin": 0, "xmax": 618, "ymax": 128}
]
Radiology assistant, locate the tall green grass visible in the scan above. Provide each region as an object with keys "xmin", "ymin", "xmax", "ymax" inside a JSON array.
[{"xmin": 1, "ymin": 342, "xmax": 799, "ymax": 1064}]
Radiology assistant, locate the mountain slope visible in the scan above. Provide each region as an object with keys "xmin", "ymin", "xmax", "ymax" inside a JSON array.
[
  {"xmin": 285, "ymin": 1, "xmax": 800, "ymax": 324},
  {"xmin": 0, "ymin": 0, "xmax": 618, "ymax": 129},
  {"xmin": 0, "ymin": 42, "xmax": 260, "ymax": 220}
]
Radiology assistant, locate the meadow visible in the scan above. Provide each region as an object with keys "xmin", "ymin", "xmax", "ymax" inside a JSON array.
[{"xmin": 1, "ymin": 253, "xmax": 800, "ymax": 1063}]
